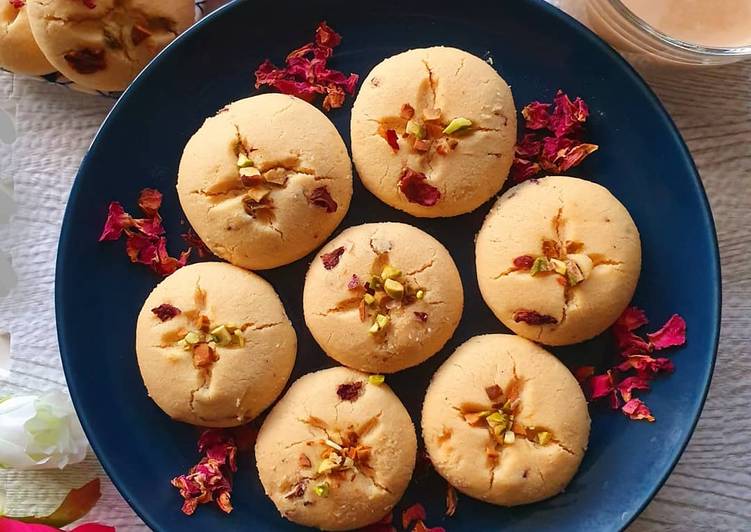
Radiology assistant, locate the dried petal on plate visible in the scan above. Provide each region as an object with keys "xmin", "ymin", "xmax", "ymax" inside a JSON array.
[
  {"xmin": 398, "ymin": 168, "xmax": 441, "ymax": 207},
  {"xmin": 616, "ymin": 376, "xmax": 651, "ymax": 402},
  {"xmin": 137, "ymin": 188, "xmax": 162, "ymax": 217},
  {"xmin": 401, "ymin": 103, "xmax": 415, "ymax": 119},
  {"xmin": 98, "ymin": 202, "xmax": 132, "ymax": 241},
  {"xmin": 549, "ymin": 90, "xmax": 589, "ymax": 138},
  {"xmin": 509, "ymin": 158, "xmax": 541, "ymax": 183},
  {"xmin": 347, "ymin": 274, "xmax": 361, "ymax": 290},
  {"xmin": 254, "ymin": 22, "xmax": 358, "ymax": 111},
  {"xmin": 308, "ymin": 186, "xmax": 338, "ymax": 213},
  {"xmin": 616, "ymin": 355, "xmax": 674, "ymax": 376},
  {"xmin": 588, "ymin": 371, "xmax": 615, "ymax": 401},
  {"xmin": 512, "ymin": 309, "xmax": 557, "ymax": 325},
  {"xmin": 574, "ymin": 366, "xmax": 595, "ymax": 384},
  {"xmin": 182, "ymin": 229, "xmax": 213, "ymax": 258},
  {"xmin": 401, "ymin": 503, "xmax": 427, "ymax": 529},
  {"xmin": 12, "ymin": 479, "xmax": 101, "ymax": 528},
  {"xmin": 540, "ymin": 136, "xmax": 598, "ymax": 172},
  {"xmin": 647, "ymin": 314, "xmax": 687, "ymax": 350},
  {"xmin": 150, "ymin": 238, "xmax": 190, "ymax": 277},
  {"xmin": 171, "ymin": 429, "xmax": 238, "ymax": 516},
  {"xmin": 445, "ymin": 485, "xmax": 458, "ymax": 517},
  {"xmin": 337, "ymin": 381, "xmax": 364, "ymax": 402},
  {"xmin": 151, "ymin": 303, "xmax": 180, "ymax": 321},
  {"xmin": 321, "ymin": 246, "xmax": 345, "ymax": 270},
  {"xmin": 621, "ymin": 398, "xmax": 655, "ymax": 422},
  {"xmin": 9, "ymin": 1, "xmax": 25, "ymax": 9},
  {"xmin": 514, "ymin": 133, "xmax": 543, "ymax": 158},
  {"xmin": 413, "ymin": 311, "xmax": 428, "ymax": 322},
  {"xmin": 520, "ymin": 101, "xmax": 551, "ymax": 130},
  {"xmin": 413, "ymin": 522, "xmax": 447, "ymax": 532}
]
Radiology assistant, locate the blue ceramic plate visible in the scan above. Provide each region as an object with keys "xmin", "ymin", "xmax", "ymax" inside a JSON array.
[{"xmin": 56, "ymin": 0, "xmax": 720, "ymax": 530}]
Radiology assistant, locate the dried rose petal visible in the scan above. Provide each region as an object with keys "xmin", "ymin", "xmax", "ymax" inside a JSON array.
[
  {"xmin": 509, "ymin": 158, "xmax": 541, "ymax": 183},
  {"xmin": 621, "ymin": 398, "xmax": 655, "ymax": 422},
  {"xmin": 414, "ymin": 311, "xmax": 428, "ymax": 322},
  {"xmin": 385, "ymin": 129, "xmax": 399, "ymax": 151},
  {"xmin": 98, "ymin": 202, "xmax": 132, "ymax": 241},
  {"xmin": 485, "ymin": 384, "xmax": 503, "ymax": 401},
  {"xmin": 182, "ymin": 229, "xmax": 213, "ymax": 258},
  {"xmin": 513, "ymin": 255, "xmax": 534, "ymax": 270},
  {"xmin": 540, "ymin": 136, "xmax": 598, "ymax": 172},
  {"xmin": 512, "ymin": 309, "xmax": 557, "ymax": 325},
  {"xmin": 151, "ymin": 303, "xmax": 180, "ymax": 321},
  {"xmin": 321, "ymin": 246, "xmax": 345, "ymax": 270},
  {"xmin": 254, "ymin": 22, "xmax": 358, "ymax": 111},
  {"xmin": 445, "ymin": 485, "xmax": 457, "ymax": 517},
  {"xmin": 616, "ymin": 355, "xmax": 674, "ymax": 376},
  {"xmin": 347, "ymin": 274, "xmax": 361, "ymax": 290},
  {"xmin": 647, "ymin": 314, "xmax": 687, "ymax": 350},
  {"xmin": 398, "ymin": 168, "xmax": 441, "ymax": 207},
  {"xmin": 413, "ymin": 522, "xmax": 446, "ymax": 532},
  {"xmin": 308, "ymin": 186, "xmax": 338, "ymax": 213},
  {"xmin": 9, "ymin": 0, "xmax": 24, "ymax": 8},
  {"xmin": 616, "ymin": 307, "xmax": 649, "ymax": 332},
  {"xmin": 171, "ymin": 429, "xmax": 237, "ymax": 516},
  {"xmin": 574, "ymin": 366, "xmax": 595, "ymax": 384},
  {"xmin": 589, "ymin": 372, "xmax": 615, "ymax": 400},
  {"xmin": 402, "ymin": 503, "xmax": 427, "ymax": 529},
  {"xmin": 549, "ymin": 90, "xmax": 589, "ymax": 138},
  {"xmin": 521, "ymin": 101, "xmax": 551, "ymax": 130},
  {"xmin": 137, "ymin": 188, "xmax": 162, "ymax": 217},
  {"xmin": 413, "ymin": 139, "xmax": 432, "ymax": 152},
  {"xmin": 514, "ymin": 133, "xmax": 543, "ymax": 158},
  {"xmin": 64, "ymin": 48, "xmax": 106, "ymax": 74},
  {"xmin": 336, "ymin": 381, "xmax": 364, "ymax": 402},
  {"xmin": 400, "ymin": 103, "xmax": 415, "ymax": 120},
  {"xmin": 617, "ymin": 375, "xmax": 651, "ymax": 402}
]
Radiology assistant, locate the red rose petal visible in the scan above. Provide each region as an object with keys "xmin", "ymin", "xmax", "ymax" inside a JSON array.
[
  {"xmin": 151, "ymin": 303, "xmax": 181, "ymax": 321},
  {"xmin": 514, "ymin": 133, "xmax": 543, "ymax": 158},
  {"xmin": 621, "ymin": 398, "xmax": 655, "ymax": 422},
  {"xmin": 321, "ymin": 246, "xmax": 345, "ymax": 270},
  {"xmin": 182, "ymin": 229, "xmax": 213, "ymax": 258},
  {"xmin": 137, "ymin": 188, "xmax": 162, "ymax": 217},
  {"xmin": 308, "ymin": 186, "xmax": 338, "ymax": 213},
  {"xmin": 402, "ymin": 503, "xmax": 427, "ymax": 529},
  {"xmin": 254, "ymin": 22, "xmax": 358, "ymax": 111},
  {"xmin": 509, "ymin": 157, "xmax": 541, "ymax": 183},
  {"xmin": 647, "ymin": 314, "xmax": 687, "ymax": 350},
  {"xmin": 398, "ymin": 168, "xmax": 441, "ymax": 207},
  {"xmin": 9, "ymin": 0, "xmax": 25, "ymax": 9},
  {"xmin": 616, "ymin": 375, "xmax": 651, "ymax": 402},
  {"xmin": 549, "ymin": 90, "xmax": 589, "ymax": 138},
  {"xmin": 520, "ymin": 101, "xmax": 551, "ymax": 130},
  {"xmin": 385, "ymin": 129, "xmax": 400, "ymax": 151},
  {"xmin": 616, "ymin": 355, "xmax": 674, "ymax": 376},
  {"xmin": 540, "ymin": 136, "xmax": 598, "ymax": 173},
  {"xmin": 589, "ymin": 372, "xmax": 615, "ymax": 400},
  {"xmin": 347, "ymin": 274, "xmax": 361, "ymax": 289},
  {"xmin": 336, "ymin": 381, "xmax": 364, "ymax": 402},
  {"xmin": 615, "ymin": 306, "xmax": 649, "ymax": 331},
  {"xmin": 513, "ymin": 255, "xmax": 535, "ymax": 270},
  {"xmin": 574, "ymin": 366, "xmax": 595, "ymax": 384},
  {"xmin": 98, "ymin": 202, "xmax": 132, "ymax": 241}
]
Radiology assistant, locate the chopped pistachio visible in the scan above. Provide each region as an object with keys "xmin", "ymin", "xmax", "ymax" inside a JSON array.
[
  {"xmin": 183, "ymin": 331, "xmax": 201, "ymax": 345},
  {"xmin": 566, "ymin": 259, "xmax": 585, "ymax": 286},
  {"xmin": 550, "ymin": 258, "xmax": 567, "ymax": 275},
  {"xmin": 314, "ymin": 482, "xmax": 330, "ymax": 497},
  {"xmin": 415, "ymin": 289, "xmax": 425, "ymax": 300},
  {"xmin": 383, "ymin": 279, "xmax": 404, "ymax": 300},
  {"xmin": 233, "ymin": 329, "xmax": 245, "ymax": 347},
  {"xmin": 537, "ymin": 431, "xmax": 552, "ymax": 445},
  {"xmin": 237, "ymin": 153, "xmax": 254, "ymax": 168},
  {"xmin": 443, "ymin": 117, "xmax": 472, "ymax": 135},
  {"xmin": 363, "ymin": 293, "xmax": 376, "ymax": 305},
  {"xmin": 177, "ymin": 339, "xmax": 189, "ymax": 350},
  {"xmin": 530, "ymin": 256, "xmax": 551, "ymax": 275},
  {"xmin": 368, "ymin": 374, "xmax": 385, "ymax": 385},
  {"xmin": 375, "ymin": 314, "xmax": 390, "ymax": 329},
  {"xmin": 317, "ymin": 458, "xmax": 338, "ymax": 474},
  {"xmin": 486, "ymin": 411, "xmax": 507, "ymax": 428},
  {"xmin": 380, "ymin": 265, "xmax": 401, "ymax": 280},
  {"xmin": 503, "ymin": 431, "xmax": 516, "ymax": 444},
  {"xmin": 367, "ymin": 276, "xmax": 383, "ymax": 290},
  {"xmin": 405, "ymin": 119, "xmax": 426, "ymax": 139},
  {"xmin": 211, "ymin": 325, "xmax": 232, "ymax": 346},
  {"xmin": 368, "ymin": 322, "xmax": 381, "ymax": 334}
]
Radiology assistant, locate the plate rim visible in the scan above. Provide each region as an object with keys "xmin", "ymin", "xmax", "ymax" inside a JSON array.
[{"xmin": 55, "ymin": 0, "xmax": 721, "ymax": 529}]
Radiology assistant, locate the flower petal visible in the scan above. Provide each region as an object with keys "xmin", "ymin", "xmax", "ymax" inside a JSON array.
[{"xmin": 647, "ymin": 314, "xmax": 687, "ymax": 350}]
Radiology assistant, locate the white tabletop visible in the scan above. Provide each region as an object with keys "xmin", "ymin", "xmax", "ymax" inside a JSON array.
[{"xmin": 0, "ymin": 3, "xmax": 749, "ymax": 531}]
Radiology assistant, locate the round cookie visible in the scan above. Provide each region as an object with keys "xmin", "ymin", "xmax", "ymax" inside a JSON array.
[
  {"xmin": 350, "ymin": 46, "xmax": 517, "ymax": 218},
  {"xmin": 135, "ymin": 262, "xmax": 296, "ymax": 427},
  {"xmin": 303, "ymin": 222, "xmax": 463, "ymax": 373},
  {"xmin": 256, "ymin": 366, "xmax": 416, "ymax": 531},
  {"xmin": 0, "ymin": 2, "xmax": 55, "ymax": 76},
  {"xmin": 177, "ymin": 94, "xmax": 353, "ymax": 270},
  {"xmin": 422, "ymin": 334, "xmax": 590, "ymax": 506},
  {"xmin": 26, "ymin": 0, "xmax": 194, "ymax": 92},
  {"xmin": 476, "ymin": 176, "xmax": 641, "ymax": 345}
]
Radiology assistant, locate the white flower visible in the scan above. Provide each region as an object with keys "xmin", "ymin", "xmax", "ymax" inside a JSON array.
[{"xmin": 0, "ymin": 391, "xmax": 87, "ymax": 470}]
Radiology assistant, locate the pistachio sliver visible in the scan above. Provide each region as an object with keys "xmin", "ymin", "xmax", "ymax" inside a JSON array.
[
  {"xmin": 415, "ymin": 289, "xmax": 425, "ymax": 300},
  {"xmin": 530, "ymin": 256, "xmax": 551, "ymax": 276},
  {"xmin": 537, "ymin": 431, "xmax": 552, "ymax": 445},
  {"xmin": 405, "ymin": 119, "xmax": 426, "ymax": 139},
  {"xmin": 314, "ymin": 482, "xmax": 330, "ymax": 497},
  {"xmin": 368, "ymin": 322, "xmax": 381, "ymax": 334},
  {"xmin": 375, "ymin": 314, "xmax": 390, "ymax": 329},
  {"xmin": 317, "ymin": 458, "xmax": 338, "ymax": 474},
  {"xmin": 550, "ymin": 258, "xmax": 567, "ymax": 275},
  {"xmin": 443, "ymin": 117, "xmax": 472, "ymax": 135},
  {"xmin": 363, "ymin": 293, "xmax": 376, "ymax": 305},
  {"xmin": 383, "ymin": 279, "xmax": 404, "ymax": 300},
  {"xmin": 211, "ymin": 325, "xmax": 232, "ymax": 346},
  {"xmin": 183, "ymin": 331, "xmax": 201, "ymax": 345},
  {"xmin": 380, "ymin": 265, "xmax": 401, "ymax": 280},
  {"xmin": 237, "ymin": 153, "xmax": 254, "ymax": 168},
  {"xmin": 368, "ymin": 374, "xmax": 385, "ymax": 385}
]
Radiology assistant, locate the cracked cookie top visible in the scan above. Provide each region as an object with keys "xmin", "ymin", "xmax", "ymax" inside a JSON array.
[
  {"xmin": 476, "ymin": 175, "xmax": 642, "ymax": 345},
  {"xmin": 26, "ymin": 0, "xmax": 194, "ymax": 91},
  {"xmin": 303, "ymin": 222, "xmax": 463, "ymax": 373},
  {"xmin": 255, "ymin": 366, "xmax": 416, "ymax": 531},
  {"xmin": 177, "ymin": 93, "xmax": 353, "ymax": 270},
  {"xmin": 421, "ymin": 334, "xmax": 590, "ymax": 506},
  {"xmin": 0, "ymin": 1, "xmax": 55, "ymax": 76},
  {"xmin": 135, "ymin": 262, "xmax": 297, "ymax": 427},
  {"xmin": 350, "ymin": 46, "xmax": 517, "ymax": 218}
]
